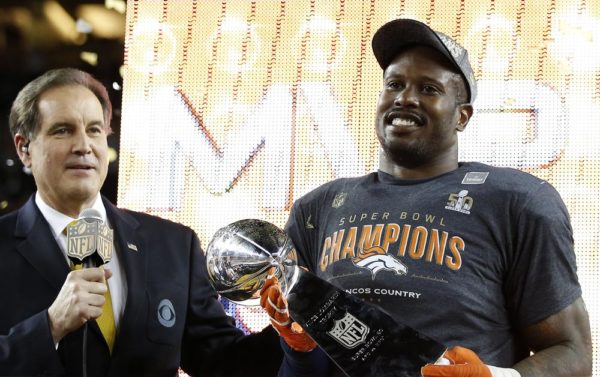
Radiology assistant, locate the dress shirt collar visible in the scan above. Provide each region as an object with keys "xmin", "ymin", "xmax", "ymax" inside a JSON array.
[{"xmin": 35, "ymin": 192, "xmax": 107, "ymax": 241}]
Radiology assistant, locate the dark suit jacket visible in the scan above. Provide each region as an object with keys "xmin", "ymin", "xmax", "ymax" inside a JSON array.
[{"xmin": 0, "ymin": 195, "xmax": 281, "ymax": 377}]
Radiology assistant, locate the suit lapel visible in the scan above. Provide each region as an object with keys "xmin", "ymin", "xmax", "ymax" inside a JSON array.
[
  {"xmin": 103, "ymin": 198, "xmax": 147, "ymax": 357},
  {"xmin": 15, "ymin": 196, "xmax": 70, "ymax": 291}
]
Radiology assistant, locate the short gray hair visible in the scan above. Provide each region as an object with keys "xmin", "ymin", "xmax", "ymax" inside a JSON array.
[{"xmin": 9, "ymin": 68, "xmax": 112, "ymax": 139}]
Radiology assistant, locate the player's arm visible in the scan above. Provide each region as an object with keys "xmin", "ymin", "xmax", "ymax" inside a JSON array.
[
  {"xmin": 422, "ymin": 298, "xmax": 591, "ymax": 377},
  {"xmin": 513, "ymin": 296, "xmax": 592, "ymax": 377},
  {"xmin": 511, "ymin": 184, "xmax": 591, "ymax": 376}
]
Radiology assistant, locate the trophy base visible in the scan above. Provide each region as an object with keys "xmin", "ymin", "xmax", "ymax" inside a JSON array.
[{"xmin": 287, "ymin": 269, "xmax": 446, "ymax": 377}]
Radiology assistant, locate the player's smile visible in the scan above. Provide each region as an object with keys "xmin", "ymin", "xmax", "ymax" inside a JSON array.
[{"xmin": 385, "ymin": 109, "xmax": 425, "ymax": 131}]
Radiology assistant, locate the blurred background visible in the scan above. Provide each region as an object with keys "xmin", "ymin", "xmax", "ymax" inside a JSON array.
[
  {"xmin": 2, "ymin": 1, "xmax": 600, "ymax": 374},
  {"xmin": 0, "ymin": 0, "xmax": 126, "ymax": 215}
]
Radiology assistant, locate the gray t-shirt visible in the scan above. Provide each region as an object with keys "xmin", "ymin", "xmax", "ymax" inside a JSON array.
[{"xmin": 285, "ymin": 162, "xmax": 581, "ymax": 368}]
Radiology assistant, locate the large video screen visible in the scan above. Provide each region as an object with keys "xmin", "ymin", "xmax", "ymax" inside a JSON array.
[{"xmin": 119, "ymin": 0, "xmax": 600, "ymax": 371}]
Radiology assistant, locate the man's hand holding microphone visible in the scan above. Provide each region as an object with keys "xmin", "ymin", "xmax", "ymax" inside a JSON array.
[
  {"xmin": 48, "ymin": 267, "xmax": 111, "ymax": 343},
  {"xmin": 47, "ymin": 208, "xmax": 113, "ymax": 343}
]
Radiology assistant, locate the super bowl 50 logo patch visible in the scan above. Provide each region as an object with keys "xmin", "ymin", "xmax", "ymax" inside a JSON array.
[
  {"xmin": 445, "ymin": 190, "xmax": 473, "ymax": 214},
  {"xmin": 327, "ymin": 312, "xmax": 370, "ymax": 348}
]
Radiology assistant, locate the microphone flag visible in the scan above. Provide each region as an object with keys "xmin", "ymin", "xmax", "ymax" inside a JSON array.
[{"xmin": 66, "ymin": 209, "xmax": 113, "ymax": 266}]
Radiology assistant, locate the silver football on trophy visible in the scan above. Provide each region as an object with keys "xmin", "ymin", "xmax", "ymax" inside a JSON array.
[{"xmin": 206, "ymin": 219, "xmax": 298, "ymax": 305}]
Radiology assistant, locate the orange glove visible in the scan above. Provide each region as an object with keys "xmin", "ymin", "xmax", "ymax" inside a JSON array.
[
  {"xmin": 259, "ymin": 269, "xmax": 317, "ymax": 352},
  {"xmin": 421, "ymin": 346, "xmax": 520, "ymax": 377}
]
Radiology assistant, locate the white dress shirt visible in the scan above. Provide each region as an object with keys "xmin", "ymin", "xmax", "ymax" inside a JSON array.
[{"xmin": 35, "ymin": 193, "xmax": 127, "ymax": 330}]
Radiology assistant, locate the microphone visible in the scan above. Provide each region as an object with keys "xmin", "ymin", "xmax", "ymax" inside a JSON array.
[
  {"xmin": 66, "ymin": 208, "xmax": 113, "ymax": 268},
  {"xmin": 65, "ymin": 208, "xmax": 114, "ymax": 377}
]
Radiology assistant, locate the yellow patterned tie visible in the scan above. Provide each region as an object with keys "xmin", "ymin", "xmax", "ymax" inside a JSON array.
[{"xmin": 71, "ymin": 263, "xmax": 116, "ymax": 353}]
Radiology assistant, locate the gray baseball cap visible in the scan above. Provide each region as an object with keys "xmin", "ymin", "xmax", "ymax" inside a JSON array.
[{"xmin": 372, "ymin": 19, "xmax": 477, "ymax": 103}]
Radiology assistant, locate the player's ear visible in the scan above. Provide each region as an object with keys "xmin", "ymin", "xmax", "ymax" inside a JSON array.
[{"xmin": 456, "ymin": 103, "xmax": 473, "ymax": 132}]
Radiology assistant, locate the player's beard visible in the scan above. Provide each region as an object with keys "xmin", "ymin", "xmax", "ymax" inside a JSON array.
[{"xmin": 379, "ymin": 138, "xmax": 436, "ymax": 169}]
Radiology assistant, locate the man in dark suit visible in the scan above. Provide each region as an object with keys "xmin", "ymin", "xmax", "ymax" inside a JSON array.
[{"xmin": 0, "ymin": 68, "xmax": 280, "ymax": 376}]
